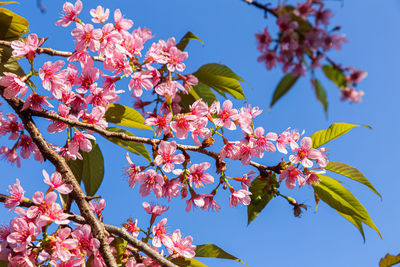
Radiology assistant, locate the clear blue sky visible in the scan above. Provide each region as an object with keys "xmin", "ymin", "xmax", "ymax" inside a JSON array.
[{"xmin": 1, "ymin": 0, "xmax": 399, "ymax": 266}]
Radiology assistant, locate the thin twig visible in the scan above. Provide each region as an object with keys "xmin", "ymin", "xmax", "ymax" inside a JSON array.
[{"xmin": 0, "ymin": 40, "xmax": 104, "ymax": 62}]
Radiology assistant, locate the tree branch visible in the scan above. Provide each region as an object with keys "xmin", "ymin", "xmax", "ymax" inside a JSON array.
[
  {"xmin": 26, "ymin": 105, "xmax": 279, "ymax": 173},
  {"xmin": 0, "ymin": 193, "xmax": 179, "ymax": 267},
  {"xmin": 0, "ymin": 40, "xmax": 104, "ymax": 62},
  {"xmin": 0, "ymin": 93, "xmax": 118, "ymax": 266},
  {"xmin": 241, "ymin": 0, "xmax": 277, "ymax": 17}
]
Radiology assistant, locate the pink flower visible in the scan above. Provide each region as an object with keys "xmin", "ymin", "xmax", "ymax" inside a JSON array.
[
  {"xmin": 71, "ymin": 23, "xmax": 102, "ymax": 52},
  {"xmin": 167, "ymin": 47, "xmax": 188, "ymax": 72},
  {"xmin": 230, "ymin": 189, "xmax": 252, "ymax": 207},
  {"xmin": 256, "ymin": 27, "xmax": 272, "ymax": 52},
  {"xmin": 340, "ymin": 87, "xmax": 364, "ymax": 103},
  {"xmin": 0, "ymin": 113, "xmax": 23, "ymax": 140},
  {"xmin": 170, "ymin": 114, "xmax": 196, "ymax": 139},
  {"xmin": 128, "ymin": 71, "xmax": 154, "ymax": 97},
  {"xmin": 39, "ymin": 60, "xmax": 65, "ymax": 98},
  {"xmin": 189, "ymin": 99, "xmax": 208, "ymax": 118},
  {"xmin": 125, "ymin": 153, "xmax": 142, "ymax": 188},
  {"xmin": 289, "ymin": 137, "xmax": 321, "ymax": 168},
  {"xmin": 136, "ymin": 170, "xmax": 164, "ymax": 198},
  {"xmin": 220, "ymin": 141, "xmax": 240, "ymax": 160},
  {"xmin": 144, "ymin": 113, "xmax": 172, "ymax": 137},
  {"xmin": 56, "ymin": 0, "xmax": 82, "ymax": 27},
  {"xmin": 72, "ymin": 224, "xmax": 100, "ymax": 254},
  {"xmin": 257, "ymin": 50, "xmax": 277, "ymax": 70},
  {"xmin": 167, "ymin": 230, "xmax": 196, "ymax": 258},
  {"xmin": 202, "ymin": 195, "xmax": 221, "ymax": 212},
  {"xmin": 7, "ymin": 217, "xmax": 39, "ymax": 253},
  {"xmin": 152, "ymin": 218, "xmax": 172, "ymax": 248},
  {"xmin": 47, "ymin": 104, "xmax": 72, "ymax": 133},
  {"xmin": 113, "ymin": 9, "xmax": 133, "ymax": 32},
  {"xmin": 0, "ymin": 72, "xmax": 28, "ymax": 99},
  {"xmin": 79, "ymin": 106, "xmax": 108, "ymax": 129},
  {"xmin": 347, "ymin": 69, "xmax": 367, "ymax": 85},
  {"xmin": 43, "ymin": 170, "xmax": 72, "ymax": 194},
  {"xmin": 75, "ymin": 61, "xmax": 100, "ymax": 94},
  {"xmin": 237, "ymin": 141, "xmax": 253, "ymax": 165},
  {"xmin": 90, "ymin": 6, "xmax": 110, "ymax": 24},
  {"xmin": 185, "ymin": 193, "xmax": 206, "ymax": 212},
  {"xmin": 5, "ymin": 179, "xmax": 25, "ymax": 210},
  {"xmin": 123, "ymin": 218, "xmax": 140, "ymax": 238},
  {"xmin": 68, "ymin": 131, "xmax": 96, "ymax": 155},
  {"xmin": 191, "ymin": 117, "xmax": 211, "ymax": 146},
  {"xmin": 18, "ymin": 134, "xmax": 36, "ymax": 159},
  {"xmin": 188, "ymin": 162, "xmax": 214, "ymax": 188},
  {"xmin": 0, "ymin": 146, "xmax": 21, "ymax": 168},
  {"xmin": 142, "ymin": 202, "xmax": 169, "ymax": 223},
  {"xmin": 52, "ymin": 227, "xmax": 78, "ymax": 262},
  {"xmin": 279, "ymin": 165, "xmax": 305, "ymax": 189},
  {"xmin": 162, "ymin": 179, "xmax": 181, "ymax": 201},
  {"xmin": 90, "ymin": 199, "xmax": 105, "ymax": 221},
  {"xmin": 214, "ymin": 100, "xmax": 239, "ymax": 130},
  {"xmin": 21, "ymin": 93, "xmax": 53, "ymax": 112},
  {"xmin": 11, "ymin": 34, "xmax": 44, "ymax": 61},
  {"xmin": 154, "ymin": 141, "xmax": 185, "ymax": 173},
  {"xmin": 250, "ymin": 127, "xmax": 277, "ymax": 158}
]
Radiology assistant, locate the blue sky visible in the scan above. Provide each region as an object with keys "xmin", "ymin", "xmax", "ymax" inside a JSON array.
[{"xmin": 1, "ymin": 0, "xmax": 400, "ymax": 266}]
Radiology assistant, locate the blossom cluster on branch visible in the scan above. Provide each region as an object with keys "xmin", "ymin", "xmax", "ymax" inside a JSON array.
[{"xmin": 254, "ymin": 0, "xmax": 366, "ymax": 103}]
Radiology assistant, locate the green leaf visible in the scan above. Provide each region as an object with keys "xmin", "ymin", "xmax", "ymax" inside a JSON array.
[
  {"xmin": 176, "ymin": 31, "xmax": 204, "ymax": 51},
  {"xmin": 322, "ymin": 65, "xmax": 347, "ymax": 89},
  {"xmin": 247, "ymin": 174, "xmax": 277, "ymax": 224},
  {"xmin": 325, "ymin": 162, "xmax": 381, "ymax": 199},
  {"xmin": 171, "ymin": 257, "xmax": 208, "ymax": 267},
  {"xmin": 380, "ymin": 254, "xmax": 400, "ymax": 267},
  {"xmin": 336, "ymin": 211, "xmax": 365, "ymax": 242},
  {"xmin": 312, "ymin": 79, "xmax": 328, "ymax": 115},
  {"xmin": 81, "ymin": 140, "xmax": 104, "ymax": 196},
  {"xmin": 110, "ymin": 237, "xmax": 127, "ymax": 265},
  {"xmin": 310, "ymin": 122, "xmax": 372, "ymax": 149},
  {"xmin": 195, "ymin": 244, "xmax": 249, "ymax": 267},
  {"xmin": 0, "ymin": 45, "xmax": 24, "ymax": 75},
  {"xmin": 193, "ymin": 63, "xmax": 245, "ymax": 99},
  {"xmin": 104, "ymin": 103, "xmax": 153, "ymax": 131},
  {"xmin": 314, "ymin": 175, "xmax": 381, "ymax": 238},
  {"xmin": 270, "ymin": 73, "xmax": 299, "ymax": 108},
  {"xmin": 104, "ymin": 127, "xmax": 151, "ymax": 162},
  {"xmin": 0, "ymin": 7, "xmax": 29, "ymax": 40}
]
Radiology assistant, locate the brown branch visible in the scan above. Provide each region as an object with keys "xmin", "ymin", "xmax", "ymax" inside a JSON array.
[
  {"xmin": 0, "ymin": 93, "xmax": 117, "ymax": 266},
  {"xmin": 0, "ymin": 193, "xmax": 178, "ymax": 267},
  {"xmin": 27, "ymin": 106, "xmax": 278, "ymax": 173},
  {"xmin": 0, "ymin": 40, "xmax": 104, "ymax": 62}
]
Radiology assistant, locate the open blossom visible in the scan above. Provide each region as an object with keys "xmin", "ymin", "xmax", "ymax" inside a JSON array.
[
  {"xmin": 289, "ymin": 137, "xmax": 321, "ymax": 168},
  {"xmin": 152, "ymin": 218, "xmax": 172, "ymax": 248},
  {"xmin": 21, "ymin": 93, "xmax": 53, "ymax": 112},
  {"xmin": 167, "ymin": 230, "xmax": 196, "ymax": 258},
  {"xmin": 128, "ymin": 71, "xmax": 154, "ymax": 97},
  {"xmin": 125, "ymin": 153, "xmax": 141, "ymax": 188},
  {"xmin": 154, "ymin": 141, "xmax": 185, "ymax": 173},
  {"xmin": 191, "ymin": 117, "xmax": 211, "ymax": 146},
  {"xmin": 230, "ymin": 189, "xmax": 252, "ymax": 207},
  {"xmin": 279, "ymin": 165, "xmax": 305, "ymax": 189},
  {"xmin": 5, "ymin": 179, "xmax": 25, "ymax": 210},
  {"xmin": 47, "ymin": 104, "xmax": 73, "ymax": 133},
  {"xmin": 136, "ymin": 169, "xmax": 164, "ymax": 198},
  {"xmin": 340, "ymin": 87, "xmax": 364, "ymax": 103},
  {"xmin": 0, "ymin": 113, "xmax": 23, "ymax": 140},
  {"xmin": 52, "ymin": 227, "xmax": 79, "ymax": 262},
  {"xmin": 251, "ymin": 127, "xmax": 277, "ymax": 158},
  {"xmin": 188, "ymin": 162, "xmax": 214, "ymax": 188},
  {"xmin": 18, "ymin": 134, "xmax": 36, "ymax": 159},
  {"xmin": 90, "ymin": 5, "xmax": 109, "ymax": 24},
  {"xmin": 167, "ymin": 47, "xmax": 188, "ymax": 72},
  {"xmin": 214, "ymin": 100, "xmax": 239, "ymax": 130},
  {"xmin": 7, "ymin": 217, "xmax": 39, "ymax": 253},
  {"xmin": 71, "ymin": 23, "xmax": 102, "ymax": 52},
  {"xmin": 68, "ymin": 131, "xmax": 96, "ymax": 155},
  {"xmin": 170, "ymin": 114, "xmax": 196, "ymax": 139},
  {"xmin": 142, "ymin": 202, "xmax": 169, "ymax": 226},
  {"xmin": 123, "ymin": 218, "xmax": 140, "ymax": 238},
  {"xmin": 144, "ymin": 113, "xmax": 172, "ymax": 137},
  {"xmin": 0, "ymin": 72, "xmax": 28, "ymax": 99},
  {"xmin": 56, "ymin": 0, "xmax": 82, "ymax": 27},
  {"xmin": 113, "ymin": 9, "xmax": 133, "ymax": 31},
  {"xmin": 0, "ymin": 146, "xmax": 21, "ymax": 168},
  {"xmin": 11, "ymin": 33, "xmax": 44, "ymax": 61},
  {"xmin": 39, "ymin": 60, "xmax": 65, "ymax": 98},
  {"xmin": 43, "ymin": 170, "xmax": 73, "ymax": 194}
]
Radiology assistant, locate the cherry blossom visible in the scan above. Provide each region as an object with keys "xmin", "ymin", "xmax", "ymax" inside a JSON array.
[{"xmin": 154, "ymin": 141, "xmax": 185, "ymax": 173}]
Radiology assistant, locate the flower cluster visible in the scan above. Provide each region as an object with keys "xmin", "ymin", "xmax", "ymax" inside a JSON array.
[
  {"xmin": 255, "ymin": 0, "xmax": 366, "ymax": 103},
  {"xmin": 1, "ymin": 178, "xmax": 196, "ymax": 266}
]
